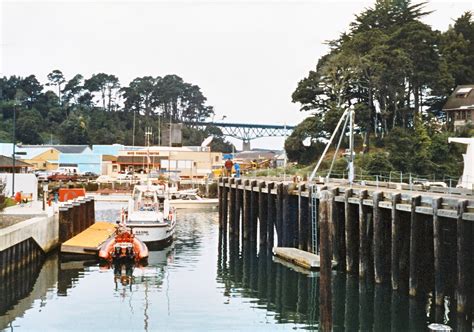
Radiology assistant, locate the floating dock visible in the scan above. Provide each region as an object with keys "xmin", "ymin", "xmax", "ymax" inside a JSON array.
[
  {"xmin": 61, "ymin": 222, "xmax": 116, "ymax": 255},
  {"xmin": 273, "ymin": 247, "xmax": 335, "ymax": 270}
]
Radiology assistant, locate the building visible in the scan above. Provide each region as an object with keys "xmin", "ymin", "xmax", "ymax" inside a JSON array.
[
  {"xmin": 443, "ymin": 85, "xmax": 474, "ymax": 131},
  {"xmin": 20, "ymin": 145, "xmax": 92, "ymax": 154},
  {"xmin": 116, "ymin": 146, "xmax": 222, "ymax": 179},
  {"xmin": 58, "ymin": 153, "xmax": 102, "ymax": 174},
  {"xmin": 18, "ymin": 147, "xmax": 60, "ymax": 171},
  {"xmin": 0, "ymin": 155, "xmax": 32, "ymax": 173}
]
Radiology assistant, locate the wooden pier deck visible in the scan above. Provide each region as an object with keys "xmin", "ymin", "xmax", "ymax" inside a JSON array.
[{"xmin": 61, "ymin": 222, "xmax": 116, "ymax": 255}]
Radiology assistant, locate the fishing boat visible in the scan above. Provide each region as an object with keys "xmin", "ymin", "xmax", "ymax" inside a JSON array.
[
  {"xmin": 98, "ymin": 224, "xmax": 149, "ymax": 263},
  {"xmin": 125, "ymin": 183, "xmax": 176, "ymax": 247},
  {"xmin": 169, "ymin": 192, "xmax": 218, "ymax": 210}
]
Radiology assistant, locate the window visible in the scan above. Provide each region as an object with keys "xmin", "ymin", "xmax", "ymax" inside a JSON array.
[{"xmin": 455, "ymin": 87, "xmax": 473, "ymax": 98}]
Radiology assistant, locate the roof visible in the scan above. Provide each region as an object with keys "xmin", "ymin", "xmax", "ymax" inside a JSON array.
[
  {"xmin": 20, "ymin": 145, "xmax": 91, "ymax": 154},
  {"xmin": 443, "ymin": 85, "xmax": 474, "ymax": 111},
  {"xmin": 17, "ymin": 147, "xmax": 55, "ymax": 160},
  {"xmin": 0, "ymin": 155, "xmax": 32, "ymax": 168}
]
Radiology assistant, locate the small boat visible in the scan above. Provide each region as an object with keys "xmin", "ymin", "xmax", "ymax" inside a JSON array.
[
  {"xmin": 125, "ymin": 184, "xmax": 176, "ymax": 246},
  {"xmin": 170, "ymin": 193, "xmax": 218, "ymax": 210},
  {"xmin": 98, "ymin": 224, "xmax": 149, "ymax": 262}
]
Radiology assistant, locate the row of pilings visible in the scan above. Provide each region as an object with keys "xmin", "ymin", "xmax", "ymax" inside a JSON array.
[
  {"xmin": 58, "ymin": 197, "xmax": 95, "ymax": 243},
  {"xmin": 218, "ymin": 178, "xmax": 473, "ymax": 327}
]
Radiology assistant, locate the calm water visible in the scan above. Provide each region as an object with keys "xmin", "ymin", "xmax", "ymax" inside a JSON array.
[{"xmin": 0, "ymin": 202, "xmax": 470, "ymax": 331}]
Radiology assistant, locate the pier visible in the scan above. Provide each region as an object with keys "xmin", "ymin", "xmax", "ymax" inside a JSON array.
[{"xmin": 218, "ymin": 177, "xmax": 474, "ymax": 318}]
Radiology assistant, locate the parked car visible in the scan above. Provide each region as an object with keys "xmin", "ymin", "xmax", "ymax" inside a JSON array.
[{"xmin": 47, "ymin": 173, "xmax": 79, "ymax": 182}]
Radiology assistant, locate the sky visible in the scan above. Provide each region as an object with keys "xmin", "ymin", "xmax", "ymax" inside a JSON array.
[{"xmin": 1, "ymin": 0, "xmax": 473, "ymax": 150}]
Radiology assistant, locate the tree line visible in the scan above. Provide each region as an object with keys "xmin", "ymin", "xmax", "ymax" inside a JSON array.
[
  {"xmin": 287, "ymin": 1, "xmax": 473, "ymax": 179},
  {"xmin": 0, "ymin": 72, "xmax": 232, "ymax": 151}
]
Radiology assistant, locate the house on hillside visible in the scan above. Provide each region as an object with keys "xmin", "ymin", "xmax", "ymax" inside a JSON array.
[{"xmin": 443, "ymin": 85, "xmax": 474, "ymax": 131}]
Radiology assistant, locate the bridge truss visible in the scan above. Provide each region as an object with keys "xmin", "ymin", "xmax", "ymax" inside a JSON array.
[{"xmin": 187, "ymin": 121, "xmax": 295, "ymax": 142}]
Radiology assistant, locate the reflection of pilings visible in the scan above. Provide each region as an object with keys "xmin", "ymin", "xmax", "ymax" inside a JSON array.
[
  {"xmin": 345, "ymin": 276, "xmax": 359, "ymax": 331},
  {"xmin": 358, "ymin": 279, "xmax": 372, "ymax": 331}
]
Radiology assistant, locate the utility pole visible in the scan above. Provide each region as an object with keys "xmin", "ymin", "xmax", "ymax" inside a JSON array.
[{"xmin": 12, "ymin": 103, "xmax": 16, "ymax": 196}]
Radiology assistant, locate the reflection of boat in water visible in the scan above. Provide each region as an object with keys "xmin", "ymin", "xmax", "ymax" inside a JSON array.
[
  {"xmin": 98, "ymin": 224, "xmax": 149, "ymax": 263},
  {"xmin": 125, "ymin": 184, "xmax": 176, "ymax": 246}
]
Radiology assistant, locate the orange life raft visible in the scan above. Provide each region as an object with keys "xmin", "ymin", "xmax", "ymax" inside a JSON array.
[{"xmin": 98, "ymin": 225, "xmax": 149, "ymax": 262}]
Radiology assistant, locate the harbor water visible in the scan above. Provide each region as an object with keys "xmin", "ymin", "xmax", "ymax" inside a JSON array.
[{"xmin": 0, "ymin": 202, "xmax": 467, "ymax": 331}]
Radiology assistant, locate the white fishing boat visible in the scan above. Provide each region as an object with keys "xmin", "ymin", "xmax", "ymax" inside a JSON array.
[
  {"xmin": 170, "ymin": 192, "xmax": 218, "ymax": 210},
  {"xmin": 125, "ymin": 184, "xmax": 176, "ymax": 247}
]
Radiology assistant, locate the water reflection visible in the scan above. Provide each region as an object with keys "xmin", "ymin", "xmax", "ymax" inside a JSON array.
[
  {"xmin": 216, "ymin": 231, "xmax": 473, "ymax": 331},
  {"xmin": 1, "ymin": 206, "xmax": 471, "ymax": 331}
]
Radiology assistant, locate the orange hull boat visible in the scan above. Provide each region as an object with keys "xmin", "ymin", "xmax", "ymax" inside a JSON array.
[{"xmin": 98, "ymin": 225, "xmax": 149, "ymax": 262}]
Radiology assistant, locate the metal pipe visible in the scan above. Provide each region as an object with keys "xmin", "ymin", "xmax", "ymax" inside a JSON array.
[{"xmin": 309, "ymin": 109, "xmax": 349, "ymax": 182}]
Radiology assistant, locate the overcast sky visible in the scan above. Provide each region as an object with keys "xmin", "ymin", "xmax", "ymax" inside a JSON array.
[{"xmin": 1, "ymin": 0, "xmax": 472, "ymax": 149}]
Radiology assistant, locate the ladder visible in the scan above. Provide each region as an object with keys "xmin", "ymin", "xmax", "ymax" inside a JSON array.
[{"xmin": 310, "ymin": 185, "xmax": 318, "ymax": 254}]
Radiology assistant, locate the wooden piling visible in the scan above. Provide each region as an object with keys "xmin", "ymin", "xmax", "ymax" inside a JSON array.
[
  {"xmin": 297, "ymin": 184, "xmax": 307, "ymax": 251},
  {"xmin": 222, "ymin": 178, "xmax": 229, "ymax": 234},
  {"xmin": 373, "ymin": 191, "xmax": 384, "ymax": 283},
  {"xmin": 391, "ymin": 193, "xmax": 402, "ymax": 290},
  {"xmin": 71, "ymin": 200, "xmax": 81, "ymax": 236},
  {"xmin": 229, "ymin": 178, "xmax": 236, "ymax": 235},
  {"xmin": 250, "ymin": 180, "xmax": 258, "ymax": 243},
  {"xmin": 59, "ymin": 205, "xmax": 70, "ymax": 243},
  {"xmin": 455, "ymin": 200, "xmax": 468, "ymax": 313},
  {"xmin": 432, "ymin": 197, "xmax": 444, "ymax": 305},
  {"xmin": 282, "ymin": 184, "xmax": 290, "ymax": 247},
  {"xmin": 258, "ymin": 182, "xmax": 267, "ymax": 247},
  {"xmin": 235, "ymin": 179, "xmax": 242, "ymax": 241},
  {"xmin": 344, "ymin": 188, "xmax": 357, "ymax": 274},
  {"xmin": 358, "ymin": 189, "xmax": 369, "ymax": 278},
  {"xmin": 267, "ymin": 182, "xmax": 275, "ymax": 249},
  {"xmin": 243, "ymin": 179, "xmax": 251, "ymax": 241},
  {"xmin": 276, "ymin": 183, "xmax": 283, "ymax": 247},
  {"xmin": 409, "ymin": 195, "xmax": 422, "ymax": 297},
  {"xmin": 218, "ymin": 178, "xmax": 223, "ymax": 229},
  {"xmin": 319, "ymin": 190, "xmax": 332, "ymax": 331},
  {"xmin": 330, "ymin": 188, "xmax": 341, "ymax": 266}
]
